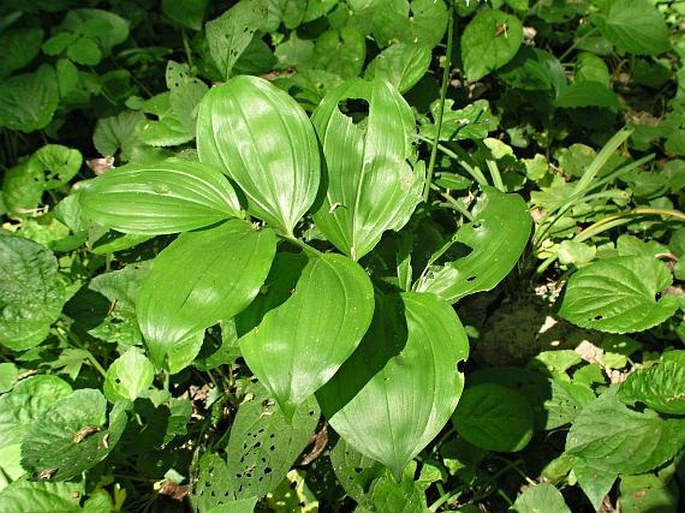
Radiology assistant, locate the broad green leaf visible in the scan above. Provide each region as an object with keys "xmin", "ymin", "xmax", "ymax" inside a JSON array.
[
  {"xmin": 67, "ymin": 36, "xmax": 102, "ymax": 65},
  {"xmin": 619, "ymin": 474, "xmax": 680, "ymax": 513},
  {"xmin": 312, "ymin": 27, "xmax": 366, "ymax": 80},
  {"xmin": 592, "ymin": 0, "xmax": 670, "ymax": 56},
  {"xmin": 365, "ymin": 42, "xmax": 432, "ymax": 93},
  {"xmin": 136, "ymin": 92, "xmax": 194, "ymax": 147},
  {"xmin": 0, "ymin": 64, "xmax": 58, "ymax": 132},
  {"xmin": 166, "ymin": 61, "xmax": 208, "ymax": 136},
  {"xmin": 509, "ymin": 483, "xmax": 571, "ymax": 513},
  {"xmin": 93, "ymin": 110, "xmax": 145, "ymax": 161},
  {"xmin": 566, "ymin": 387, "xmax": 685, "ymax": 474},
  {"xmin": 80, "ymin": 159, "xmax": 241, "ymax": 235},
  {"xmin": 138, "ymin": 219, "xmax": 276, "ymax": 370},
  {"xmin": 61, "ymin": 9, "xmax": 129, "ymax": 53},
  {"xmin": 197, "ymin": 75, "xmax": 320, "ymax": 235},
  {"xmin": 0, "ymin": 478, "xmax": 83, "ymax": 513},
  {"xmin": 0, "ymin": 363, "xmax": 18, "ymax": 393},
  {"xmin": 0, "ymin": 28, "xmax": 43, "ymax": 79},
  {"xmin": 317, "ymin": 292, "xmax": 469, "ymax": 477},
  {"xmin": 0, "ymin": 375, "xmax": 72, "ymax": 450},
  {"xmin": 421, "ymin": 99, "xmax": 499, "ymax": 142},
  {"xmin": 461, "ymin": 9, "xmax": 523, "ymax": 82},
  {"xmin": 618, "ymin": 350, "xmax": 685, "ymax": 415},
  {"xmin": 161, "ymin": 0, "xmax": 208, "ymax": 30},
  {"xmin": 311, "ymin": 78, "xmax": 422, "ymax": 260},
  {"xmin": 193, "ymin": 383, "xmax": 318, "ymax": 508},
  {"xmin": 103, "ymin": 348, "xmax": 155, "ymax": 402},
  {"xmin": 571, "ymin": 459, "xmax": 617, "ymax": 511},
  {"xmin": 21, "ymin": 390, "xmax": 128, "ymax": 481},
  {"xmin": 498, "ymin": 47, "xmax": 566, "ymax": 93},
  {"xmin": 414, "ymin": 187, "xmax": 531, "ymax": 303},
  {"xmin": 558, "ymin": 256, "xmax": 680, "ymax": 333},
  {"xmin": 575, "ymin": 52, "xmax": 611, "ymax": 86},
  {"xmin": 452, "ymin": 384, "xmax": 534, "ymax": 452},
  {"xmin": 240, "ymin": 253, "xmax": 374, "ymax": 417},
  {"xmin": 369, "ymin": 465, "xmax": 428, "ymax": 513},
  {"xmin": 205, "ymin": 0, "xmax": 265, "ymax": 80},
  {"xmin": 555, "ymin": 81, "xmax": 619, "ymax": 110},
  {"xmin": 0, "ymin": 236, "xmax": 65, "ymax": 351},
  {"xmin": 330, "ymin": 439, "xmax": 384, "ymax": 505},
  {"xmin": 207, "ymin": 498, "xmax": 258, "ymax": 513}
]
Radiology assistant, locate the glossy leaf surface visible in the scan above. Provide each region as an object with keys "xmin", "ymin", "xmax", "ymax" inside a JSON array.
[
  {"xmin": 80, "ymin": 159, "xmax": 241, "ymax": 235},
  {"xmin": 414, "ymin": 187, "xmax": 531, "ymax": 303},
  {"xmin": 138, "ymin": 220, "xmax": 276, "ymax": 370},
  {"xmin": 558, "ymin": 256, "xmax": 680, "ymax": 333},
  {"xmin": 240, "ymin": 253, "xmax": 374, "ymax": 417},
  {"xmin": 317, "ymin": 292, "xmax": 469, "ymax": 477},
  {"xmin": 197, "ymin": 75, "xmax": 320, "ymax": 235},
  {"xmin": 311, "ymin": 78, "xmax": 422, "ymax": 260}
]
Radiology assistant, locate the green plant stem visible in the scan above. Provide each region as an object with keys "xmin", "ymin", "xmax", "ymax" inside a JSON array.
[
  {"xmin": 181, "ymin": 28, "xmax": 194, "ymax": 70},
  {"xmin": 86, "ymin": 351, "xmax": 108, "ymax": 378},
  {"xmin": 438, "ymin": 191, "xmax": 475, "ymax": 221},
  {"xmin": 417, "ymin": 134, "xmax": 489, "ymax": 186},
  {"xmin": 558, "ymin": 27, "xmax": 598, "ymax": 62},
  {"xmin": 278, "ymin": 233, "xmax": 323, "ymax": 256},
  {"xmin": 486, "ymin": 159, "xmax": 505, "ymax": 191},
  {"xmin": 423, "ymin": 5, "xmax": 454, "ymax": 202}
]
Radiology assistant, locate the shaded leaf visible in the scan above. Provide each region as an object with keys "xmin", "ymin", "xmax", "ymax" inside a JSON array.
[
  {"xmin": 555, "ymin": 81, "xmax": 619, "ymax": 110},
  {"xmin": 318, "ymin": 292, "xmax": 469, "ymax": 477},
  {"xmin": 240, "ymin": 253, "xmax": 374, "ymax": 417},
  {"xmin": 0, "ymin": 28, "xmax": 44, "ymax": 79},
  {"xmin": 558, "ymin": 256, "xmax": 680, "ymax": 333},
  {"xmin": 414, "ymin": 187, "xmax": 531, "ymax": 303},
  {"xmin": 0, "ymin": 64, "xmax": 58, "ymax": 132},
  {"xmin": 312, "ymin": 78, "xmax": 422, "ymax": 260},
  {"xmin": 572, "ymin": 459, "xmax": 617, "ymax": 511},
  {"xmin": 197, "ymin": 75, "xmax": 320, "ymax": 235},
  {"xmin": 162, "ymin": 0, "xmax": 208, "ymax": 30},
  {"xmin": 138, "ymin": 220, "xmax": 276, "ymax": 371},
  {"xmin": 80, "ymin": 159, "xmax": 241, "ymax": 235},
  {"xmin": 592, "ymin": 0, "xmax": 670, "ymax": 55},
  {"xmin": 421, "ymin": 99, "xmax": 499, "ymax": 142},
  {"xmin": 330, "ymin": 439, "xmax": 384, "ymax": 505}
]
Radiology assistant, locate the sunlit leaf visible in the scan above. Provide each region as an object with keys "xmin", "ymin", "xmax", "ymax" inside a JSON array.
[
  {"xmin": 240, "ymin": 253, "xmax": 374, "ymax": 417},
  {"xmin": 312, "ymin": 78, "xmax": 423, "ymax": 260},
  {"xmin": 197, "ymin": 75, "xmax": 320, "ymax": 235},
  {"xmin": 80, "ymin": 159, "xmax": 242, "ymax": 235},
  {"xmin": 318, "ymin": 292, "xmax": 469, "ymax": 477},
  {"xmin": 138, "ymin": 219, "xmax": 276, "ymax": 371}
]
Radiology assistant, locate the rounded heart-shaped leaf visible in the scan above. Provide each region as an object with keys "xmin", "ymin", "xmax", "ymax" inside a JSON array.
[
  {"xmin": 317, "ymin": 292, "xmax": 469, "ymax": 477},
  {"xmin": 138, "ymin": 219, "xmax": 276, "ymax": 371},
  {"xmin": 558, "ymin": 256, "xmax": 680, "ymax": 333},
  {"xmin": 196, "ymin": 75, "xmax": 320, "ymax": 235},
  {"xmin": 239, "ymin": 253, "xmax": 374, "ymax": 418},
  {"xmin": 80, "ymin": 158, "xmax": 241, "ymax": 235},
  {"xmin": 311, "ymin": 78, "xmax": 423, "ymax": 261}
]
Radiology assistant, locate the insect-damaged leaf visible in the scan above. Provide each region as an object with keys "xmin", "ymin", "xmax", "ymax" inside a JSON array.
[
  {"xmin": 80, "ymin": 159, "xmax": 241, "ymax": 235},
  {"xmin": 240, "ymin": 253, "xmax": 374, "ymax": 418},
  {"xmin": 414, "ymin": 187, "xmax": 531, "ymax": 303},
  {"xmin": 137, "ymin": 219, "xmax": 276, "ymax": 371},
  {"xmin": 311, "ymin": 78, "xmax": 423, "ymax": 260},
  {"xmin": 317, "ymin": 292, "xmax": 469, "ymax": 478},
  {"xmin": 197, "ymin": 75, "xmax": 320, "ymax": 235}
]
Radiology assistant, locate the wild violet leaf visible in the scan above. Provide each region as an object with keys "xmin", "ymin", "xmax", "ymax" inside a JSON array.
[
  {"xmin": 452, "ymin": 383, "xmax": 534, "ymax": 452},
  {"xmin": 461, "ymin": 9, "xmax": 523, "ymax": 82},
  {"xmin": 618, "ymin": 350, "xmax": 685, "ymax": 415},
  {"xmin": 317, "ymin": 292, "xmax": 469, "ymax": 478},
  {"xmin": 509, "ymin": 483, "xmax": 571, "ymax": 513},
  {"xmin": 0, "ymin": 64, "xmax": 59, "ymax": 132},
  {"xmin": 571, "ymin": 459, "xmax": 617, "ymax": 511},
  {"xmin": 137, "ymin": 219, "xmax": 276, "ymax": 371},
  {"xmin": 103, "ymin": 347, "xmax": 155, "ymax": 402},
  {"xmin": 565, "ymin": 387, "xmax": 685, "ymax": 474},
  {"xmin": 21, "ymin": 389, "xmax": 128, "ymax": 481},
  {"xmin": 554, "ymin": 81, "xmax": 620, "ymax": 110},
  {"xmin": 197, "ymin": 75, "xmax": 320, "ymax": 235},
  {"xmin": 364, "ymin": 42, "xmax": 432, "ymax": 94},
  {"xmin": 558, "ymin": 256, "xmax": 680, "ymax": 333},
  {"xmin": 311, "ymin": 78, "xmax": 423, "ymax": 260},
  {"xmin": 591, "ymin": 0, "xmax": 670, "ymax": 56},
  {"xmin": 0, "ymin": 479, "xmax": 83, "ymax": 513},
  {"xmin": 80, "ymin": 159, "xmax": 242, "ymax": 235},
  {"xmin": 414, "ymin": 187, "xmax": 531, "ymax": 303},
  {"xmin": 0, "ymin": 235, "xmax": 66, "ymax": 351},
  {"xmin": 239, "ymin": 253, "xmax": 374, "ymax": 417},
  {"xmin": 161, "ymin": 0, "xmax": 209, "ymax": 31}
]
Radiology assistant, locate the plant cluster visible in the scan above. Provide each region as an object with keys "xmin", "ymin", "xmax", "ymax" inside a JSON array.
[{"xmin": 0, "ymin": 0, "xmax": 684, "ymax": 512}]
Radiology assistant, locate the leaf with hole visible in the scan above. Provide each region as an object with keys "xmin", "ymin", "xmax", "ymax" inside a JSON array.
[
  {"xmin": 317, "ymin": 292, "xmax": 469, "ymax": 478},
  {"xmin": 103, "ymin": 348, "xmax": 154, "ymax": 402},
  {"xmin": 137, "ymin": 219, "xmax": 276, "ymax": 371},
  {"xmin": 558, "ymin": 256, "xmax": 680, "ymax": 333},
  {"xmin": 240, "ymin": 252, "xmax": 374, "ymax": 417},
  {"xmin": 311, "ymin": 78, "xmax": 423, "ymax": 260},
  {"xmin": 197, "ymin": 75, "xmax": 320, "ymax": 235},
  {"xmin": 414, "ymin": 187, "xmax": 531, "ymax": 303},
  {"xmin": 80, "ymin": 158, "xmax": 241, "ymax": 235}
]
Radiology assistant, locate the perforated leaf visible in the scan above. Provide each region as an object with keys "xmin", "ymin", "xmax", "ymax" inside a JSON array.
[
  {"xmin": 318, "ymin": 292, "xmax": 469, "ymax": 477},
  {"xmin": 311, "ymin": 78, "xmax": 422, "ymax": 260},
  {"xmin": 21, "ymin": 390, "xmax": 127, "ymax": 481},
  {"xmin": 80, "ymin": 159, "xmax": 241, "ymax": 235},
  {"xmin": 197, "ymin": 75, "xmax": 320, "ymax": 235},
  {"xmin": 414, "ymin": 187, "xmax": 531, "ymax": 303},
  {"xmin": 240, "ymin": 253, "xmax": 374, "ymax": 417},
  {"xmin": 558, "ymin": 256, "xmax": 680, "ymax": 333},
  {"xmin": 138, "ymin": 220, "xmax": 276, "ymax": 371},
  {"xmin": 103, "ymin": 348, "xmax": 154, "ymax": 402},
  {"xmin": 0, "ymin": 236, "xmax": 66, "ymax": 351},
  {"xmin": 330, "ymin": 439, "xmax": 384, "ymax": 506}
]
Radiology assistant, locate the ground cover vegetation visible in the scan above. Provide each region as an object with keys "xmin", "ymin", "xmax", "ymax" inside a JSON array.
[{"xmin": 0, "ymin": 0, "xmax": 684, "ymax": 511}]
